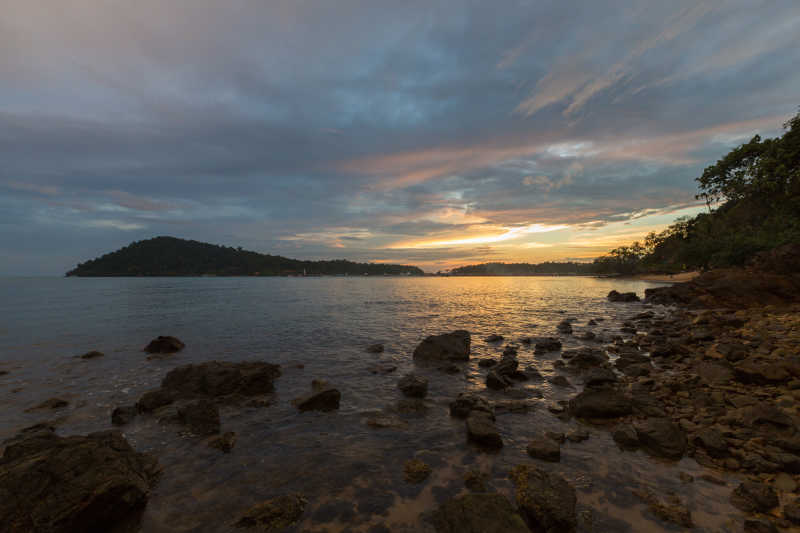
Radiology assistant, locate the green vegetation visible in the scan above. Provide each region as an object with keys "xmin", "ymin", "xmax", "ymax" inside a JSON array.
[
  {"xmin": 65, "ymin": 237, "xmax": 424, "ymax": 277},
  {"xmin": 592, "ymin": 111, "xmax": 800, "ymax": 274},
  {"xmin": 447, "ymin": 262, "xmax": 594, "ymax": 276}
]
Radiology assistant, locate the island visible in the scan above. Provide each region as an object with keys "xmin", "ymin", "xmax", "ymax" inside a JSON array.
[{"xmin": 65, "ymin": 236, "xmax": 424, "ymax": 277}]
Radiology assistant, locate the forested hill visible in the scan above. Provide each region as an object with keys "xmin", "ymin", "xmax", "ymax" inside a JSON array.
[
  {"xmin": 65, "ymin": 237, "xmax": 424, "ymax": 277},
  {"xmin": 447, "ymin": 262, "xmax": 594, "ymax": 276}
]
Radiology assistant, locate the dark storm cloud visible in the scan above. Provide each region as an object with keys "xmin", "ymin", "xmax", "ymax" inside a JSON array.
[{"xmin": 1, "ymin": 0, "xmax": 799, "ymax": 273}]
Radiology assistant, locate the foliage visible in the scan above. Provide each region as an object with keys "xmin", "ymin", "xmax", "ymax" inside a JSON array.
[
  {"xmin": 66, "ymin": 237, "xmax": 424, "ymax": 276},
  {"xmin": 448, "ymin": 262, "xmax": 595, "ymax": 276}
]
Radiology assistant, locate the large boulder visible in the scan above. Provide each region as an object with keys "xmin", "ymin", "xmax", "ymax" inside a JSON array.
[
  {"xmin": 413, "ymin": 331, "xmax": 471, "ymax": 361},
  {"xmin": 633, "ymin": 418, "xmax": 687, "ymax": 459},
  {"xmin": 511, "ymin": 465, "xmax": 577, "ymax": 533},
  {"xmin": 430, "ymin": 493, "xmax": 529, "ymax": 533},
  {"xmin": 143, "ymin": 335, "xmax": 185, "ymax": 354},
  {"xmin": 570, "ymin": 389, "xmax": 632, "ymax": 419},
  {"xmin": 0, "ymin": 426, "xmax": 160, "ymax": 533}
]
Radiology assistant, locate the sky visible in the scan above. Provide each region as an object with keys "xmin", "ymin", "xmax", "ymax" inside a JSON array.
[{"xmin": 1, "ymin": 0, "xmax": 799, "ymax": 274}]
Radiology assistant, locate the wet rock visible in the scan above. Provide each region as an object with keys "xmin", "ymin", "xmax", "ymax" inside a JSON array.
[
  {"xmin": 634, "ymin": 418, "xmax": 686, "ymax": 459},
  {"xmin": 564, "ymin": 347, "xmax": 608, "ymax": 371},
  {"xmin": 502, "ymin": 345, "xmax": 519, "ymax": 357},
  {"xmin": 209, "ymin": 431, "xmax": 237, "ymax": 453},
  {"xmin": 556, "ymin": 321, "xmax": 573, "ymax": 334},
  {"xmin": 731, "ymin": 481, "xmax": 779, "ymax": 513},
  {"xmin": 463, "ymin": 470, "xmax": 488, "ymax": 492},
  {"xmin": 413, "ymin": 330, "xmax": 471, "ymax": 362},
  {"xmin": 449, "ymin": 393, "xmax": 493, "ymax": 418},
  {"xmin": 570, "ymin": 389, "xmax": 632, "ymax": 419},
  {"xmin": 485, "ymin": 334, "xmax": 504, "ymax": 343},
  {"xmin": 177, "ymin": 399, "xmax": 220, "ymax": 435},
  {"xmin": 111, "ymin": 405, "xmax": 137, "ymax": 426},
  {"xmin": 293, "ymin": 381, "xmax": 341, "ymax": 412},
  {"xmin": 466, "ymin": 411, "xmax": 503, "ymax": 450},
  {"xmin": 365, "ymin": 414, "xmax": 409, "ymax": 430},
  {"xmin": 527, "ymin": 437, "xmax": 561, "ymax": 462},
  {"xmin": 143, "ymin": 335, "xmax": 185, "ymax": 354},
  {"xmin": 548, "ymin": 375, "xmax": 571, "ymax": 388},
  {"xmin": 27, "ymin": 397, "xmax": 69, "ymax": 411},
  {"xmin": 633, "ymin": 488, "xmax": 693, "ymax": 528},
  {"xmin": 403, "ymin": 459, "xmax": 431, "ymax": 483},
  {"xmin": 136, "ymin": 388, "xmax": 175, "ymax": 412},
  {"xmin": 437, "ymin": 363, "xmax": 462, "ymax": 374},
  {"xmin": 398, "ymin": 374, "xmax": 428, "ymax": 398},
  {"xmin": 735, "ymin": 358, "xmax": 791, "ymax": 384},
  {"xmin": 583, "ymin": 367, "xmax": 617, "ymax": 388},
  {"xmin": 397, "ymin": 398, "xmax": 430, "ymax": 416},
  {"xmin": 234, "ymin": 493, "xmax": 307, "ymax": 530},
  {"xmin": 744, "ymin": 519, "xmax": 779, "ymax": 533},
  {"xmin": 79, "ymin": 350, "xmax": 104, "ymax": 359},
  {"xmin": 693, "ymin": 427, "xmax": 728, "ymax": 458},
  {"xmin": 621, "ymin": 362, "xmax": 652, "ymax": 377},
  {"xmin": 566, "ymin": 429, "xmax": 590, "ymax": 443},
  {"xmin": 579, "ymin": 331, "xmax": 596, "ymax": 341},
  {"xmin": 161, "ymin": 361, "xmax": 281, "ymax": 399},
  {"xmin": 486, "ymin": 370, "xmax": 511, "ymax": 390},
  {"xmin": 511, "ymin": 464, "xmax": 577, "ymax": 533},
  {"xmin": 607, "ymin": 290, "xmax": 640, "ymax": 302},
  {"xmin": 430, "ymin": 493, "xmax": 529, "ymax": 533},
  {"xmin": 534, "ymin": 337, "xmax": 562, "ymax": 353},
  {"xmin": 0, "ymin": 426, "xmax": 159, "ymax": 532},
  {"xmin": 478, "ymin": 358, "xmax": 497, "ymax": 368},
  {"xmin": 365, "ymin": 343, "xmax": 384, "ymax": 353},
  {"xmin": 613, "ymin": 426, "xmax": 640, "ymax": 450},
  {"xmin": 525, "ymin": 365, "xmax": 544, "ymax": 380}
]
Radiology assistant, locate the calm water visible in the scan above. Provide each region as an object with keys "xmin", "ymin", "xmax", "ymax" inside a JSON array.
[{"xmin": 0, "ymin": 277, "xmax": 742, "ymax": 532}]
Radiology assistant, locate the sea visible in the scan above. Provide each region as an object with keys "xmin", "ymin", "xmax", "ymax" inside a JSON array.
[{"xmin": 0, "ymin": 276, "xmax": 741, "ymax": 532}]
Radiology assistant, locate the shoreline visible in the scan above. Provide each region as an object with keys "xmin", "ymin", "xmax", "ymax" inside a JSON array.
[{"xmin": 618, "ymin": 271, "xmax": 700, "ymax": 283}]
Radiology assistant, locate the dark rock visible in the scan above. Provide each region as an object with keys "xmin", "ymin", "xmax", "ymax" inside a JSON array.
[
  {"xmin": 430, "ymin": 493, "xmax": 529, "ymax": 533},
  {"xmin": 177, "ymin": 400, "xmax": 220, "ymax": 435},
  {"xmin": 634, "ymin": 418, "xmax": 686, "ymax": 459},
  {"xmin": 566, "ymin": 429, "xmax": 590, "ymax": 443},
  {"xmin": 449, "ymin": 393, "xmax": 493, "ymax": 418},
  {"xmin": 524, "ymin": 365, "xmax": 544, "ymax": 380},
  {"xmin": 579, "ymin": 331, "xmax": 596, "ymax": 341},
  {"xmin": 633, "ymin": 488, "xmax": 693, "ymax": 528},
  {"xmin": 784, "ymin": 502, "xmax": 800, "ymax": 524},
  {"xmin": 607, "ymin": 290, "xmax": 640, "ymax": 302},
  {"xmin": 613, "ymin": 426, "xmax": 640, "ymax": 449},
  {"xmin": 438, "ymin": 363, "xmax": 462, "ymax": 374},
  {"xmin": 570, "ymin": 389, "xmax": 632, "ymax": 418},
  {"xmin": 143, "ymin": 335, "xmax": 185, "ymax": 354},
  {"xmin": 398, "ymin": 374, "xmax": 428, "ymax": 398},
  {"xmin": 735, "ymin": 358, "xmax": 791, "ymax": 384},
  {"xmin": 621, "ymin": 362, "xmax": 652, "ymax": 377},
  {"xmin": 161, "ymin": 361, "xmax": 281, "ymax": 399},
  {"xmin": 534, "ymin": 337, "xmax": 562, "ymax": 353},
  {"xmin": 511, "ymin": 464, "xmax": 577, "ymax": 533},
  {"xmin": 413, "ymin": 330, "xmax": 471, "ymax": 362},
  {"xmin": 548, "ymin": 375, "xmax": 571, "ymax": 388},
  {"xmin": 556, "ymin": 321, "xmax": 573, "ymax": 334},
  {"xmin": 731, "ymin": 482, "xmax": 779, "ymax": 513},
  {"xmin": 502, "ymin": 345, "xmax": 519, "ymax": 357},
  {"xmin": 527, "ymin": 437, "xmax": 561, "ymax": 462},
  {"xmin": 208, "ymin": 431, "xmax": 237, "ymax": 453},
  {"xmin": 587, "ymin": 319, "xmax": 598, "ymax": 326},
  {"xmin": 744, "ymin": 519, "xmax": 779, "ymax": 533},
  {"xmin": 466, "ymin": 411, "xmax": 503, "ymax": 449},
  {"xmin": 463, "ymin": 470, "xmax": 488, "ymax": 492},
  {"xmin": 583, "ymin": 367, "xmax": 617, "ymax": 388},
  {"xmin": 365, "ymin": 343, "xmax": 384, "ymax": 353},
  {"xmin": 403, "ymin": 459, "xmax": 431, "ymax": 484},
  {"xmin": 693, "ymin": 427, "xmax": 728, "ymax": 458},
  {"xmin": 486, "ymin": 370, "xmax": 511, "ymax": 390},
  {"xmin": 136, "ymin": 388, "xmax": 175, "ymax": 412},
  {"xmin": 234, "ymin": 494, "xmax": 306, "ymax": 530},
  {"xmin": 564, "ymin": 347, "xmax": 608, "ymax": 370},
  {"xmin": 485, "ymin": 334, "xmax": 504, "ymax": 343},
  {"xmin": 79, "ymin": 350, "xmax": 104, "ymax": 359},
  {"xmin": 396, "ymin": 398, "xmax": 429, "ymax": 416},
  {"xmin": 478, "ymin": 359, "xmax": 497, "ymax": 368},
  {"xmin": 293, "ymin": 381, "xmax": 341, "ymax": 412},
  {"xmin": 28, "ymin": 398, "xmax": 69, "ymax": 411},
  {"xmin": 111, "ymin": 405, "xmax": 137, "ymax": 426},
  {"xmin": 0, "ymin": 427, "xmax": 159, "ymax": 532}
]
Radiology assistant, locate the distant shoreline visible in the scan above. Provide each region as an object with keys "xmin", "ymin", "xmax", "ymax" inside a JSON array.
[{"xmin": 616, "ymin": 271, "xmax": 700, "ymax": 283}]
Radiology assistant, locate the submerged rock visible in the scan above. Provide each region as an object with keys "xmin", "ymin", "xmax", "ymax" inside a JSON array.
[
  {"xmin": 161, "ymin": 361, "xmax": 281, "ymax": 399},
  {"xmin": 365, "ymin": 343, "xmax": 384, "ymax": 353},
  {"xmin": 466, "ymin": 411, "xmax": 503, "ymax": 450},
  {"xmin": 78, "ymin": 350, "xmax": 104, "ymax": 359},
  {"xmin": 450, "ymin": 393, "xmax": 493, "ymax": 418},
  {"xmin": 293, "ymin": 381, "xmax": 341, "ymax": 412},
  {"xmin": 209, "ymin": 431, "xmax": 237, "ymax": 453},
  {"xmin": 177, "ymin": 399, "xmax": 220, "ymax": 435},
  {"xmin": 27, "ymin": 397, "xmax": 69, "ymax": 411},
  {"xmin": 413, "ymin": 330, "xmax": 471, "ymax": 362},
  {"xmin": 510, "ymin": 464, "xmax": 577, "ymax": 533},
  {"xmin": 0, "ymin": 426, "xmax": 160, "ymax": 533},
  {"xmin": 403, "ymin": 459, "xmax": 431, "ymax": 484},
  {"xmin": 111, "ymin": 405, "xmax": 137, "ymax": 426},
  {"xmin": 143, "ymin": 335, "xmax": 185, "ymax": 354},
  {"xmin": 527, "ymin": 437, "xmax": 561, "ymax": 462},
  {"xmin": 234, "ymin": 493, "xmax": 307, "ymax": 530},
  {"xmin": 607, "ymin": 290, "xmax": 640, "ymax": 302},
  {"xmin": 430, "ymin": 493, "xmax": 529, "ymax": 533},
  {"xmin": 633, "ymin": 488, "xmax": 693, "ymax": 528},
  {"xmin": 398, "ymin": 374, "xmax": 428, "ymax": 398}
]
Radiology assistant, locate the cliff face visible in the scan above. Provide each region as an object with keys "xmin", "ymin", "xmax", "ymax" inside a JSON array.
[{"xmin": 66, "ymin": 236, "xmax": 424, "ymax": 277}]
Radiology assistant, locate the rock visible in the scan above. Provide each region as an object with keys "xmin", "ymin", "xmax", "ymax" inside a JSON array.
[
  {"xmin": 79, "ymin": 350, "xmax": 104, "ymax": 359},
  {"xmin": 430, "ymin": 493, "xmax": 529, "ymax": 533},
  {"xmin": 546, "ymin": 432, "xmax": 566, "ymax": 444},
  {"xmin": 527, "ymin": 437, "xmax": 561, "ymax": 462},
  {"xmin": 161, "ymin": 361, "xmax": 281, "ymax": 399},
  {"xmin": 773, "ymin": 472, "xmax": 797, "ymax": 492},
  {"xmin": 209, "ymin": 431, "xmax": 237, "ymax": 453},
  {"xmin": 396, "ymin": 399, "xmax": 428, "ymax": 416},
  {"xmin": 731, "ymin": 482, "xmax": 779, "ymax": 513},
  {"xmin": 450, "ymin": 393, "xmax": 493, "ymax": 418},
  {"xmin": 634, "ymin": 418, "xmax": 686, "ymax": 459},
  {"xmin": 534, "ymin": 337, "xmax": 562, "ymax": 353},
  {"xmin": 365, "ymin": 343, "xmax": 384, "ymax": 353},
  {"xmin": 502, "ymin": 345, "xmax": 519, "ymax": 357},
  {"xmin": 143, "ymin": 335, "xmax": 185, "ymax": 354},
  {"xmin": 633, "ymin": 488, "xmax": 693, "ymax": 528},
  {"xmin": 466, "ymin": 411, "xmax": 503, "ymax": 450},
  {"xmin": 735, "ymin": 358, "xmax": 791, "ymax": 384},
  {"xmin": 693, "ymin": 427, "xmax": 728, "ymax": 458},
  {"xmin": 413, "ymin": 330, "xmax": 471, "ymax": 362},
  {"xmin": 177, "ymin": 400, "xmax": 220, "ymax": 435},
  {"xmin": 556, "ymin": 321, "xmax": 573, "ymax": 334},
  {"xmin": 403, "ymin": 459, "xmax": 431, "ymax": 483},
  {"xmin": 398, "ymin": 374, "xmax": 428, "ymax": 398},
  {"xmin": 28, "ymin": 398, "xmax": 69, "ymax": 411},
  {"xmin": 548, "ymin": 375, "xmax": 571, "ymax": 388},
  {"xmin": 136, "ymin": 388, "xmax": 175, "ymax": 412},
  {"xmin": 785, "ymin": 501, "xmax": 800, "ymax": 524},
  {"xmin": 486, "ymin": 370, "xmax": 511, "ymax": 390},
  {"xmin": 566, "ymin": 429, "xmax": 590, "ymax": 443},
  {"xmin": 111, "ymin": 405, "xmax": 137, "ymax": 426},
  {"xmin": 365, "ymin": 414, "xmax": 409, "ymax": 430},
  {"xmin": 0, "ymin": 426, "xmax": 159, "ymax": 532},
  {"xmin": 525, "ymin": 365, "xmax": 544, "ymax": 380},
  {"xmin": 579, "ymin": 331, "xmax": 596, "ymax": 341},
  {"xmin": 463, "ymin": 470, "xmax": 488, "ymax": 492},
  {"xmin": 744, "ymin": 519, "xmax": 779, "ymax": 533},
  {"xmin": 293, "ymin": 381, "xmax": 341, "ymax": 412},
  {"xmin": 613, "ymin": 426, "xmax": 640, "ymax": 449},
  {"xmin": 583, "ymin": 367, "xmax": 617, "ymax": 388},
  {"xmin": 607, "ymin": 290, "xmax": 640, "ymax": 302},
  {"xmin": 564, "ymin": 347, "xmax": 608, "ymax": 371},
  {"xmin": 510, "ymin": 464, "xmax": 577, "ymax": 533},
  {"xmin": 570, "ymin": 389, "xmax": 632, "ymax": 419},
  {"xmin": 485, "ymin": 334, "xmax": 504, "ymax": 343},
  {"xmin": 478, "ymin": 358, "xmax": 497, "ymax": 368},
  {"xmin": 587, "ymin": 319, "xmax": 598, "ymax": 326},
  {"xmin": 438, "ymin": 363, "xmax": 462, "ymax": 374},
  {"xmin": 234, "ymin": 494, "xmax": 307, "ymax": 530}
]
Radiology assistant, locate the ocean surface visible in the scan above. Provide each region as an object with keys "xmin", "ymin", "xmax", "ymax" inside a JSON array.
[{"xmin": 0, "ymin": 276, "xmax": 742, "ymax": 532}]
